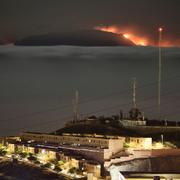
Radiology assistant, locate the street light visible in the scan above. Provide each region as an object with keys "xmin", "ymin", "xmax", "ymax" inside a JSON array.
[
  {"xmin": 161, "ymin": 134, "xmax": 164, "ymax": 145},
  {"xmin": 158, "ymin": 27, "xmax": 163, "ymax": 118}
]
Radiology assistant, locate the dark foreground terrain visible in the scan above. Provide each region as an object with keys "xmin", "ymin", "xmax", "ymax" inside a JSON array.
[{"xmin": 0, "ymin": 158, "xmax": 65, "ymax": 180}]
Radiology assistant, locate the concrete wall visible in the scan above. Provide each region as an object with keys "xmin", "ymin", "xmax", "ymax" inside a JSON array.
[
  {"xmin": 132, "ymin": 149, "xmax": 180, "ymax": 159},
  {"xmin": 151, "ymin": 149, "xmax": 180, "ymax": 157},
  {"xmin": 117, "ymin": 156, "xmax": 180, "ymax": 172},
  {"xmin": 104, "ymin": 149, "xmax": 114, "ymax": 160},
  {"xmin": 109, "ymin": 137, "xmax": 125, "ymax": 154},
  {"xmin": 106, "ymin": 149, "xmax": 180, "ymax": 172}
]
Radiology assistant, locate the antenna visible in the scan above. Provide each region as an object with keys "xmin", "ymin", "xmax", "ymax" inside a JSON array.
[
  {"xmin": 158, "ymin": 27, "xmax": 163, "ymax": 118},
  {"xmin": 132, "ymin": 77, "xmax": 137, "ymax": 109},
  {"xmin": 73, "ymin": 90, "xmax": 79, "ymax": 122}
]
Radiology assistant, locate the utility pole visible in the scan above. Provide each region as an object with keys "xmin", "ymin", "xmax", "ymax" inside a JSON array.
[
  {"xmin": 73, "ymin": 90, "xmax": 79, "ymax": 122},
  {"xmin": 158, "ymin": 27, "xmax": 163, "ymax": 118},
  {"xmin": 133, "ymin": 77, "xmax": 137, "ymax": 109}
]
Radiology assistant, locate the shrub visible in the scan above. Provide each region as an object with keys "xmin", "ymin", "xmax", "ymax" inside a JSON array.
[
  {"xmin": 54, "ymin": 165, "xmax": 62, "ymax": 172},
  {"xmin": 164, "ymin": 142, "xmax": 177, "ymax": 149},
  {"xmin": 123, "ymin": 143, "xmax": 130, "ymax": 149},
  {"xmin": 42, "ymin": 163, "xmax": 52, "ymax": 169},
  {"xmin": 0, "ymin": 149, "xmax": 7, "ymax": 156},
  {"xmin": 28, "ymin": 155, "xmax": 37, "ymax": 162},
  {"xmin": 19, "ymin": 152, "xmax": 28, "ymax": 158},
  {"xmin": 58, "ymin": 160, "xmax": 65, "ymax": 165},
  {"xmin": 34, "ymin": 160, "xmax": 41, "ymax": 165},
  {"xmin": 49, "ymin": 159, "xmax": 58, "ymax": 165},
  {"xmin": 69, "ymin": 167, "xmax": 78, "ymax": 174}
]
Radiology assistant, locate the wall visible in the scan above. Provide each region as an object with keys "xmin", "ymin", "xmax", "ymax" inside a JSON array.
[
  {"xmin": 109, "ymin": 137, "xmax": 125, "ymax": 154},
  {"xmin": 151, "ymin": 149, "xmax": 180, "ymax": 157},
  {"xmin": 84, "ymin": 162, "xmax": 101, "ymax": 178},
  {"xmin": 117, "ymin": 156, "xmax": 180, "ymax": 172}
]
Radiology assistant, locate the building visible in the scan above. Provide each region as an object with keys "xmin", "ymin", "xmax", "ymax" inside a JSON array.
[
  {"xmin": 21, "ymin": 132, "xmax": 124, "ymax": 150},
  {"xmin": 20, "ymin": 132, "xmax": 126, "ymax": 161},
  {"xmin": 126, "ymin": 137, "xmax": 152, "ymax": 149},
  {"xmin": 83, "ymin": 160, "xmax": 101, "ymax": 178},
  {"xmin": 0, "ymin": 132, "xmax": 154, "ymax": 178}
]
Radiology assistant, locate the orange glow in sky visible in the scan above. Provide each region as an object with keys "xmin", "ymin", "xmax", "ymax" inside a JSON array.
[
  {"xmin": 95, "ymin": 26, "xmax": 149, "ymax": 46},
  {"xmin": 94, "ymin": 25, "xmax": 179, "ymax": 47},
  {"xmin": 123, "ymin": 33, "xmax": 148, "ymax": 46}
]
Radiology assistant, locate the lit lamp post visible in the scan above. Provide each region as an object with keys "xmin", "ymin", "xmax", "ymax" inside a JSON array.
[
  {"xmin": 158, "ymin": 27, "xmax": 163, "ymax": 118},
  {"xmin": 161, "ymin": 134, "xmax": 164, "ymax": 145}
]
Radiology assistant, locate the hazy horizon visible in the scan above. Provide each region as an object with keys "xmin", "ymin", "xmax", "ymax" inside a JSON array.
[{"xmin": 0, "ymin": 45, "xmax": 180, "ymax": 136}]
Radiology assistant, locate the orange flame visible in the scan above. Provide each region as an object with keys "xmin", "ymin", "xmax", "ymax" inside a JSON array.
[
  {"xmin": 123, "ymin": 33, "xmax": 148, "ymax": 46},
  {"xmin": 95, "ymin": 25, "xmax": 149, "ymax": 46},
  {"xmin": 94, "ymin": 25, "xmax": 179, "ymax": 47}
]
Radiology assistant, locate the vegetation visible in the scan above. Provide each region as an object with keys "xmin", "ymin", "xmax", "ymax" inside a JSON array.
[
  {"xmin": 0, "ymin": 149, "xmax": 7, "ymax": 156},
  {"xmin": 41, "ymin": 163, "xmax": 52, "ymax": 169},
  {"xmin": 164, "ymin": 141, "xmax": 177, "ymax": 149},
  {"xmin": 15, "ymin": 149, "xmax": 22, "ymax": 155},
  {"xmin": 49, "ymin": 159, "xmax": 59, "ymax": 165},
  {"xmin": 54, "ymin": 165, "xmax": 62, "ymax": 172},
  {"xmin": 0, "ymin": 144, "xmax": 81, "ymax": 178},
  {"xmin": 123, "ymin": 142, "xmax": 130, "ymax": 149},
  {"xmin": 68, "ymin": 167, "xmax": 78, "ymax": 174},
  {"xmin": 0, "ymin": 145, "xmax": 7, "ymax": 156},
  {"xmin": 28, "ymin": 153, "xmax": 33, "ymax": 157},
  {"xmin": 58, "ymin": 160, "xmax": 65, "ymax": 165},
  {"xmin": 27, "ymin": 154, "xmax": 37, "ymax": 162},
  {"xmin": 34, "ymin": 160, "xmax": 41, "ymax": 165},
  {"xmin": 19, "ymin": 152, "xmax": 28, "ymax": 159}
]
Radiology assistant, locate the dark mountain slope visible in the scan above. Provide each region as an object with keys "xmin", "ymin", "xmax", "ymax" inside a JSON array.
[{"xmin": 15, "ymin": 29, "xmax": 135, "ymax": 46}]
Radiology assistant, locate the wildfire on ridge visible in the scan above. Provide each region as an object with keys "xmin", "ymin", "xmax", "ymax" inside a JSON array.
[
  {"xmin": 95, "ymin": 25, "xmax": 149, "ymax": 46},
  {"xmin": 94, "ymin": 25, "xmax": 179, "ymax": 47},
  {"xmin": 123, "ymin": 33, "xmax": 148, "ymax": 46}
]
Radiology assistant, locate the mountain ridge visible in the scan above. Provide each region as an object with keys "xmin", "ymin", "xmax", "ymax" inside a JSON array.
[{"xmin": 15, "ymin": 29, "xmax": 135, "ymax": 46}]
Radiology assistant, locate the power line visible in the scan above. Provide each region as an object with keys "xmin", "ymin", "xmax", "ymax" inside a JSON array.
[
  {"xmin": 3, "ymin": 115, "xmax": 73, "ymax": 134},
  {"xmin": 1, "ymin": 74, "xmax": 180, "ymax": 124},
  {"xmin": 3, "ymin": 87, "xmax": 180, "ymax": 134},
  {"xmin": 81, "ymin": 88, "xmax": 180, "ymax": 117}
]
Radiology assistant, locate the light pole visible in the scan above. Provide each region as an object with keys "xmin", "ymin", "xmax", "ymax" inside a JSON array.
[
  {"xmin": 161, "ymin": 134, "xmax": 164, "ymax": 145},
  {"xmin": 158, "ymin": 27, "xmax": 163, "ymax": 118},
  {"xmin": 132, "ymin": 77, "xmax": 137, "ymax": 109}
]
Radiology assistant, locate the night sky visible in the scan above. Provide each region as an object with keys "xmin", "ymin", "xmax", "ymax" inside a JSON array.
[
  {"xmin": 0, "ymin": 0, "xmax": 180, "ymax": 135},
  {"xmin": 0, "ymin": 0, "xmax": 180, "ymax": 45}
]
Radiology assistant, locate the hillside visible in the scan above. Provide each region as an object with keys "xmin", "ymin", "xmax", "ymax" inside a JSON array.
[
  {"xmin": 55, "ymin": 123, "xmax": 137, "ymax": 136},
  {"xmin": 15, "ymin": 30, "xmax": 135, "ymax": 46}
]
